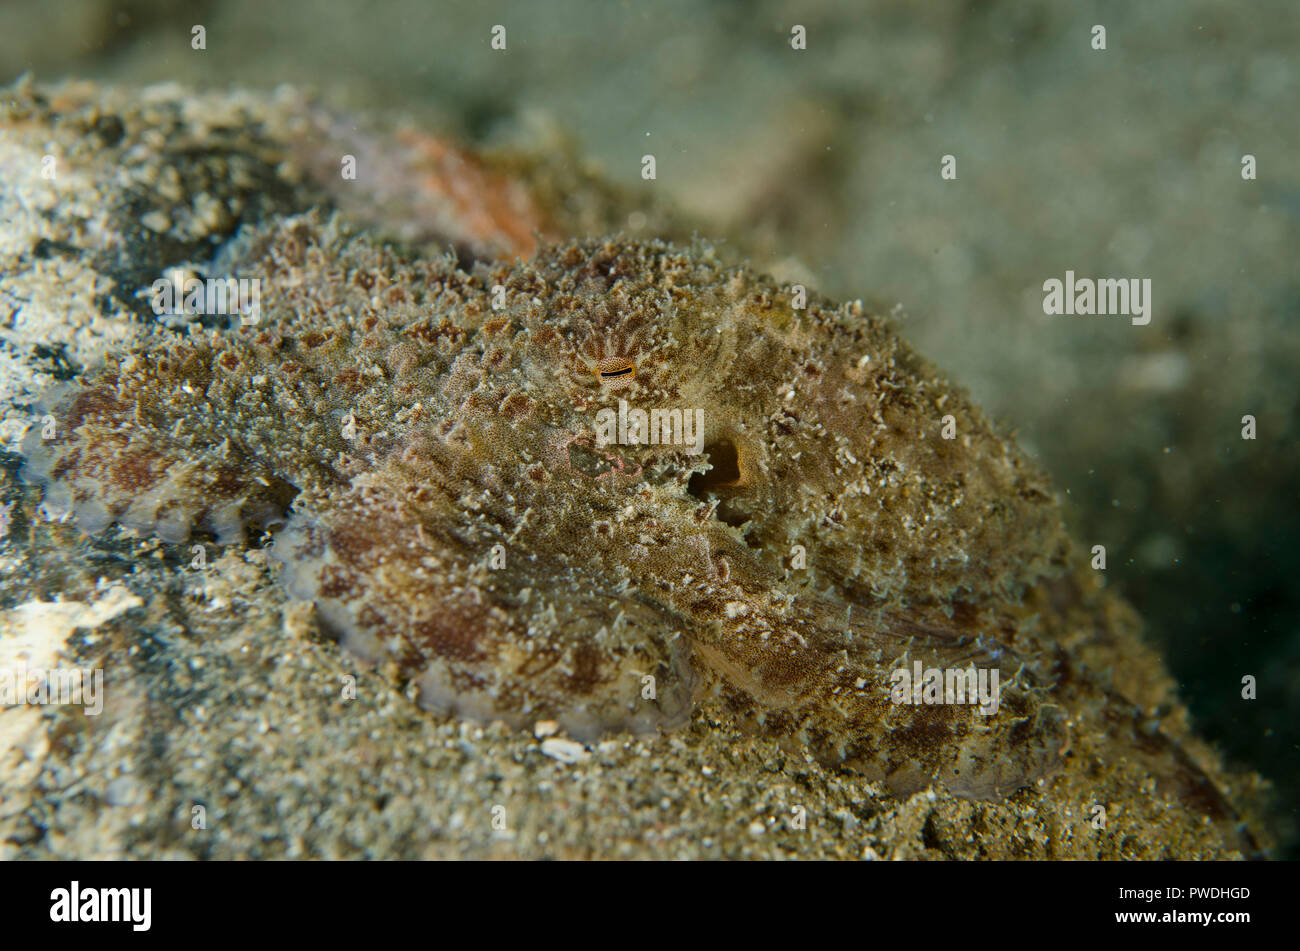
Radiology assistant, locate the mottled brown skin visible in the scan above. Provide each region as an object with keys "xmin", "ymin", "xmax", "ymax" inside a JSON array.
[{"xmin": 18, "ymin": 218, "xmax": 1262, "ymax": 850}]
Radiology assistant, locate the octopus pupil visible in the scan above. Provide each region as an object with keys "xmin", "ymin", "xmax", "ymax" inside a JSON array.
[{"xmin": 600, "ymin": 367, "xmax": 633, "ymax": 378}]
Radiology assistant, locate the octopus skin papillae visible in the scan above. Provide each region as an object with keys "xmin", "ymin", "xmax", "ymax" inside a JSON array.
[{"xmin": 19, "ymin": 216, "xmax": 1261, "ymax": 851}]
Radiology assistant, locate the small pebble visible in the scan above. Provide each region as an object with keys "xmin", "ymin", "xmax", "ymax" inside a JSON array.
[{"xmin": 540, "ymin": 737, "xmax": 590, "ymax": 764}]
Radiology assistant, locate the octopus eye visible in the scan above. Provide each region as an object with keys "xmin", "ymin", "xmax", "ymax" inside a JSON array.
[{"xmin": 596, "ymin": 357, "xmax": 636, "ymax": 387}]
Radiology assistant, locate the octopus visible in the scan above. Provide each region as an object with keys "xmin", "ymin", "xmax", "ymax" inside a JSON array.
[{"xmin": 17, "ymin": 213, "xmax": 1265, "ymax": 852}]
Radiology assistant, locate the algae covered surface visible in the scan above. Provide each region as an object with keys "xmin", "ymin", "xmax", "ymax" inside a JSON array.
[{"xmin": 0, "ymin": 3, "xmax": 1295, "ymax": 860}]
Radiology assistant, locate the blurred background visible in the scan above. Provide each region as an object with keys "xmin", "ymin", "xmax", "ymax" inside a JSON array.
[{"xmin": 3, "ymin": 0, "xmax": 1297, "ymax": 852}]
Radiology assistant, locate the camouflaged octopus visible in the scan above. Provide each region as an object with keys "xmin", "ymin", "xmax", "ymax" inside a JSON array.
[{"xmin": 19, "ymin": 217, "xmax": 1246, "ymax": 816}]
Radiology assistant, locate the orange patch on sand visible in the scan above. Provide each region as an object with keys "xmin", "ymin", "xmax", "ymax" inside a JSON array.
[{"xmin": 395, "ymin": 129, "xmax": 555, "ymax": 260}]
